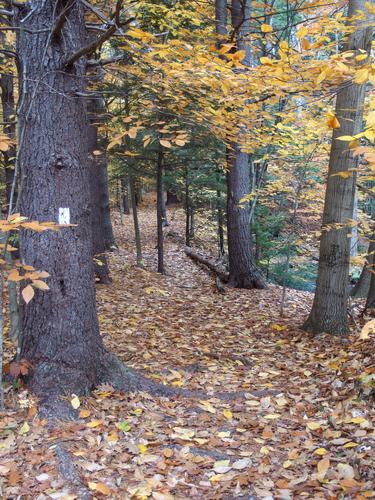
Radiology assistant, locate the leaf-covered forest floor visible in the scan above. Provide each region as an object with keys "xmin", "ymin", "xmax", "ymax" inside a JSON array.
[{"xmin": 1, "ymin": 206, "xmax": 375, "ymax": 499}]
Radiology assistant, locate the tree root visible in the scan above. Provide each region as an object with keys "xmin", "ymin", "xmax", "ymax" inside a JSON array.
[
  {"xmin": 99, "ymin": 352, "xmax": 275, "ymax": 401},
  {"xmin": 54, "ymin": 443, "xmax": 92, "ymax": 499}
]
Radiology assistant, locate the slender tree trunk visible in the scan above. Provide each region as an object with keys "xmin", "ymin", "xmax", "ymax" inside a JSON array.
[
  {"xmin": 87, "ymin": 101, "xmax": 111, "ymax": 284},
  {"xmin": 217, "ymin": 173, "xmax": 225, "ymax": 256},
  {"xmin": 16, "ymin": 0, "xmax": 105, "ymax": 396},
  {"xmin": 185, "ymin": 167, "xmax": 191, "ymax": 247},
  {"xmin": 161, "ymin": 177, "xmax": 168, "ymax": 227},
  {"xmin": 121, "ymin": 174, "xmax": 130, "ymax": 215},
  {"xmin": 365, "ymin": 253, "xmax": 375, "ymax": 310},
  {"xmin": 0, "ymin": 73, "xmax": 17, "ymax": 207},
  {"xmin": 94, "ymin": 98, "xmax": 116, "ymax": 251},
  {"xmin": 225, "ymin": 0, "xmax": 266, "ymax": 289},
  {"xmin": 129, "ymin": 175, "xmax": 143, "ymax": 266},
  {"xmin": 303, "ymin": 0, "xmax": 373, "ymax": 335},
  {"xmin": 156, "ymin": 146, "xmax": 165, "ymax": 273},
  {"xmin": 351, "ymin": 239, "xmax": 374, "ymax": 298},
  {"xmin": 0, "ymin": 72, "xmax": 20, "ymax": 341}
]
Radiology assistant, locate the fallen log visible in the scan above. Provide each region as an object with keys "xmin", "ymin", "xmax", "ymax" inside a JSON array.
[{"xmin": 185, "ymin": 247, "xmax": 229, "ymax": 283}]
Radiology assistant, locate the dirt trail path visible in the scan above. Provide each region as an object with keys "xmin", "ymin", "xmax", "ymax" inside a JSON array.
[{"xmin": 1, "ymin": 208, "xmax": 374, "ymax": 499}]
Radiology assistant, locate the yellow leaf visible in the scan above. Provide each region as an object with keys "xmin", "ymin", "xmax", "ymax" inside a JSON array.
[
  {"xmin": 315, "ymin": 448, "xmax": 327, "ymax": 456},
  {"xmin": 198, "ymin": 400, "xmax": 216, "ymax": 414},
  {"xmin": 70, "ymin": 395, "xmax": 80, "ymax": 409},
  {"xmin": 87, "ymin": 420, "xmax": 103, "ymax": 428},
  {"xmin": 22, "ymin": 285, "xmax": 34, "ymax": 304},
  {"xmin": 88, "ymin": 482, "xmax": 110, "ymax": 495},
  {"xmin": 343, "ymin": 442, "xmax": 358, "ymax": 448},
  {"xmin": 327, "ymin": 112, "xmax": 340, "ymax": 129},
  {"xmin": 316, "ymin": 70, "xmax": 327, "ymax": 85},
  {"xmin": 297, "ymin": 27, "xmax": 309, "ymax": 39},
  {"xmin": 307, "ymin": 422, "xmax": 321, "ymax": 430},
  {"xmin": 331, "ymin": 171, "xmax": 352, "ymax": 179},
  {"xmin": 360, "ymin": 319, "xmax": 375, "ymax": 340},
  {"xmin": 283, "ymin": 460, "xmax": 292, "ymax": 468},
  {"xmin": 219, "ymin": 44, "xmax": 233, "ymax": 55},
  {"xmin": 137, "ymin": 444, "xmax": 148, "ymax": 455},
  {"xmin": 19, "ymin": 422, "xmax": 30, "ymax": 435},
  {"xmin": 79, "ymin": 409, "xmax": 91, "ymax": 418},
  {"xmin": 223, "ymin": 409, "xmax": 233, "ymax": 420},
  {"xmin": 354, "ymin": 68, "xmax": 369, "ymax": 84},
  {"xmin": 261, "ymin": 24, "xmax": 273, "ymax": 33},
  {"xmin": 260, "ymin": 57, "xmax": 273, "ymax": 65},
  {"xmin": 32, "ymin": 280, "xmax": 50, "ymax": 290}
]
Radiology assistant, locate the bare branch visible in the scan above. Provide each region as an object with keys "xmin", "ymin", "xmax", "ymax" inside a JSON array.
[
  {"xmin": 0, "ymin": 48, "xmax": 17, "ymax": 59},
  {"xmin": 64, "ymin": 0, "xmax": 134, "ymax": 68},
  {"xmin": 51, "ymin": 0, "xmax": 76, "ymax": 39},
  {"xmin": 357, "ymin": 183, "xmax": 375, "ymax": 200},
  {"xmin": 86, "ymin": 54, "xmax": 125, "ymax": 67},
  {"xmin": 0, "ymin": 8, "xmax": 13, "ymax": 16},
  {"xmin": 79, "ymin": 0, "xmax": 114, "ymax": 25}
]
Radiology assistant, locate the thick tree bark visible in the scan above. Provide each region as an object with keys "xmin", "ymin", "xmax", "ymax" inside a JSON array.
[
  {"xmin": 226, "ymin": 0, "xmax": 266, "ymax": 289},
  {"xmin": 16, "ymin": 0, "xmax": 105, "ymax": 396},
  {"xmin": 303, "ymin": 0, "xmax": 373, "ymax": 335},
  {"xmin": 156, "ymin": 146, "xmax": 165, "ymax": 273},
  {"xmin": 166, "ymin": 189, "xmax": 179, "ymax": 206}
]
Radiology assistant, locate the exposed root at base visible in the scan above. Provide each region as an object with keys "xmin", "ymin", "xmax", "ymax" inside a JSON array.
[
  {"xmin": 54, "ymin": 443, "xmax": 92, "ymax": 499},
  {"xmin": 100, "ymin": 352, "xmax": 275, "ymax": 401}
]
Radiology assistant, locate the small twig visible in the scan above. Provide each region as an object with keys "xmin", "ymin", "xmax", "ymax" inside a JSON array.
[
  {"xmin": 357, "ymin": 183, "xmax": 375, "ymax": 200},
  {"xmin": 64, "ymin": 0, "xmax": 132, "ymax": 68}
]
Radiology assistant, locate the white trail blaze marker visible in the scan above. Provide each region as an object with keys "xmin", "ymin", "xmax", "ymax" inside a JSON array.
[{"xmin": 59, "ymin": 208, "xmax": 70, "ymax": 225}]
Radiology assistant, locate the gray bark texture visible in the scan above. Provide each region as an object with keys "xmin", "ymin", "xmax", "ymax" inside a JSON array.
[
  {"xmin": 16, "ymin": 0, "xmax": 106, "ymax": 396},
  {"xmin": 87, "ymin": 99, "xmax": 111, "ymax": 284},
  {"xmin": 303, "ymin": 0, "xmax": 373, "ymax": 335},
  {"xmin": 226, "ymin": 0, "xmax": 266, "ymax": 289}
]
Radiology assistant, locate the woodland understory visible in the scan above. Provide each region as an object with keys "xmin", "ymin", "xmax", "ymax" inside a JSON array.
[{"xmin": 0, "ymin": 207, "xmax": 374, "ymax": 500}]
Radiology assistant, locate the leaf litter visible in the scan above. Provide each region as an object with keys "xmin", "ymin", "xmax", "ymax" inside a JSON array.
[{"xmin": 1, "ymin": 207, "xmax": 374, "ymax": 499}]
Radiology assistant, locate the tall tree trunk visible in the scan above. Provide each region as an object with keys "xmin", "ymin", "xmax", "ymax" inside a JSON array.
[
  {"xmin": 129, "ymin": 175, "xmax": 143, "ymax": 266},
  {"xmin": 16, "ymin": 0, "xmax": 105, "ymax": 396},
  {"xmin": 0, "ymin": 73, "xmax": 17, "ymax": 207},
  {"xmin": 156, "ymin": 146, "xmax": 165, "ymax": 273},
  {"xmin": 161, "ymin": 176, "xmax": 168, "ymax": 227},
  {"xmin": 166, "ymin": 189, "xmax": 179, "ymax": 205},
  {"xmin": 216, "ymin": 171, "xmax": 225, "ymax": 256},
  {"xmin": 226, "ymin": 0, "xmax": 266, "ymax": 289},
  {"xmin": 365, "ymin": 249, "xmax": 375, "ymax": 310},
  {"xmin": 94, "ymin": 98, "xmax": 116, "ymax": 251},
  {"xmin": 303, "ymin": 0, "xmax": 373, "ymax": 335},
  {"xmin": 87, "ymin": 100, "xmax": 111, "ymax": 284},
  {"xmin": 0, "ymin": 71, "xmax": 20, "ymax": 341},
  {"xmin": 121, "ymin": 174, "xmax": 130, "ymax": 215},
  {"xmin": 351, "ymin": 239, "xmax": 374, "ymax": 299},
  {"xmin": 185, "ymin": 167, "xmax": 191, "ymax": 247}
]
